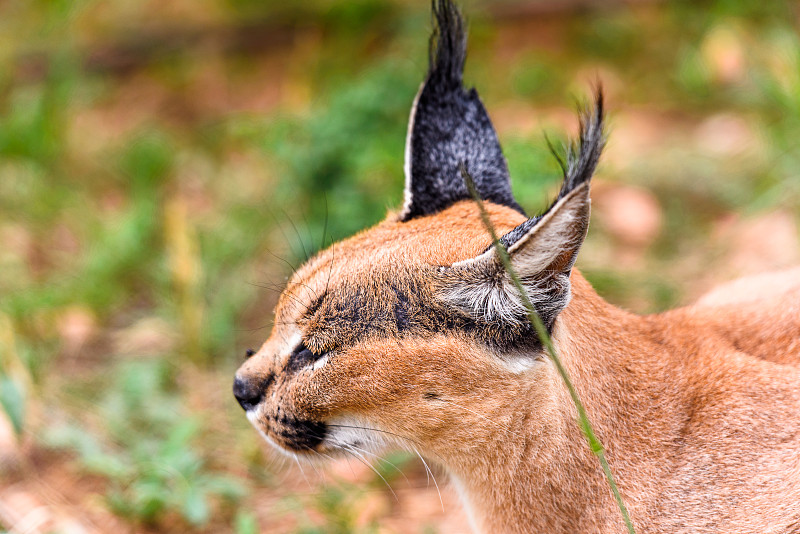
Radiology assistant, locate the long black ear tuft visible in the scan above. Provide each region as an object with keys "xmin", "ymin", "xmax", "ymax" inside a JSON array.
[
  {"xmin": 439, "ymin": 91, "xmax": 605, "ymax": 333},
  {"xmin": 553, "ymin": 88, "xmax": 605, "ymax": 206},
  {"xmin": 496, "ymin": 89, "xmax": 605, "ymax": 250},
  {"xmin": 400, "ymin": 0, "xmax": 524, "ymax": 221},
  {"xmin": 425, "ymin": 0, "xmax": 466, "ymax": 94}
]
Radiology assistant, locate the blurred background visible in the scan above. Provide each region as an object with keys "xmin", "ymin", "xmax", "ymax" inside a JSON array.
[{"xmin": 1, "ymin": 0, "xmax": 799, "ymax": 532}]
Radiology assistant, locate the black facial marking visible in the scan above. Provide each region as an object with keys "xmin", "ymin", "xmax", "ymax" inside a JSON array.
[
  {"xmin": 245, "ymin": 348, "xmax": 256, "ymax": 358},
  {"xmin": 303, "ymin": 293, "xmax": 326, "ymax": 319},
  {"xmin": 262, "ymin": 372, "xmax": 275, "ymax": 390},
  {"xmin": 278, "ymin": 418, "xmax": 328, "ymax": 451},
  {"xmin": 393, "ymin": 286, "xmax": 411, "ymax": 332},
  {"xmin": 286, "ymin": 343, "xmax": 324, "ymax": 373},
  {"xmin": 305, "ymin": 271, "xmax": 541, "ymax": 353},
  {"xmin": 334, "ymin": 290, "xmax": 365, "ymax": 326}
]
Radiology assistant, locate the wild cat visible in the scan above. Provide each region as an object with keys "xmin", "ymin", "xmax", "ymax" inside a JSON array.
[{"xmin": 234, "ymin": 1, "xmax": 800, "ymax": 532}]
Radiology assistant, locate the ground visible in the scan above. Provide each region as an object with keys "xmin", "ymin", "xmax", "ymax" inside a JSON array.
[{"xmin": 1, "ymin": 1, "xmax": 799, "ymax": 533}]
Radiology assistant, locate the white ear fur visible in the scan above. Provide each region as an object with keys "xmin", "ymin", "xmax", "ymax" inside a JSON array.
[
  {"xmin": 442, "ymin": 183, "xmax": 590, "ymax": 328},
  {"xmin": 401, "ymin": 83, "xmax": 424, "ymax": 220},
  {"xmin": 506, "ymin": 183, "xmax": 590, "ymax": 275}
]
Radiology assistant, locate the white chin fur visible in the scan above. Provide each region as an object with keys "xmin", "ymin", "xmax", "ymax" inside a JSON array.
[
  {"xmin": 326, "ymin": 417, "xmax": 387, "ymax": 453},
  {"xmin": 246, "ymin": 410, "xmax": 387, "ymax": 459},
  {"xmin": 246, "ymin": 410, "xmax": 291, "ymax": 458}
]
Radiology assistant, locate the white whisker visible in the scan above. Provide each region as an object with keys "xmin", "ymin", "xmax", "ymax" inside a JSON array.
[
  {"xmin": 341, "ymin": 445, "xmax": 399, "ymax": 501},
  {"xmin": 413, "ymin": 445, "xmax": 444, "ymax": 513}
]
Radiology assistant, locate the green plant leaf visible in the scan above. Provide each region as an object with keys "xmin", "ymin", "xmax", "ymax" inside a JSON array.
[
  {"xmin": 161, "ymin": 418, "xmax": 199, "ymax": 459},
  {"xmin": 234, "ymin": 510, "xmax": 258, "ymax": 534},
  {"xmin": 0, "ymin": 375, "xmax": 25, "ymax": 436},
  {"xmin": 182, "ymin": 485, "xmax": 210, "ymax": 525}
]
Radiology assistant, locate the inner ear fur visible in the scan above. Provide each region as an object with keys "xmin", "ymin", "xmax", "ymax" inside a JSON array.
[
  {"xmin": 438, "ymin": 90, "xmax": 605, "ymax": 333},
  {"xmin": 440, "ymin": 184, "xmax": 591, "ymax": 331},
  {"xmin": 506, "ymin": 184, "xmax": 590, "ymax": 277}
]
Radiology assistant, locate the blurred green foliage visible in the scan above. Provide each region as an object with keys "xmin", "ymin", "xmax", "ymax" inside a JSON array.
[
  {"xmin": 292, "ymin": 486, "xmax": 379, "ymax": 534},
  {"xmin": 255, "ymin": 61, "xmax": 415, "ymax": 245},
  {"xmin": 0, "ymin": 0, "xmax": 799, "ymax": 531},
  {"xmin": 45, "ymin": 359, "xmax": 245, "ymax": 527},
  {"xmin": 0, "ymin": 375, "xmax": 25, "ymax": 436}
]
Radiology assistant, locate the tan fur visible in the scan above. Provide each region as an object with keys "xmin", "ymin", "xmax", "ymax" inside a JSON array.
[{"xmin": 235, "ymin": 200, "xmax": 800, "ymax": 533}]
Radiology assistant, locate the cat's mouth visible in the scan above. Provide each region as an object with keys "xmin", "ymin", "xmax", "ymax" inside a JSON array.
[
  {"xmin": 245, "ymin": 409, "xmax": 328, "ymax": 454},
  {"xmin": 247, "ymin": 409, "xmax": 387, "ymax": 460}
]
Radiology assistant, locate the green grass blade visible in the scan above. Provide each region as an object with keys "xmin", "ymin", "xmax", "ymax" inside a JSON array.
[{"xmin": 461, "ymin": 165, "xmax": 636, "ymax": 534}]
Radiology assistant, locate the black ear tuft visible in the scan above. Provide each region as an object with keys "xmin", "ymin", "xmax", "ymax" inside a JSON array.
[
  {"xmin": 426, "ymin": 0, "xmax": 466, "ymax": 93},
  {"xmin": 400, "ymin": 0, "xmax": 524, "ymax": 221},
  {"xmin": 496, "ymin": 89, "xmax": 605, "ymax": 251},
  {"xmin": 438, "ymin": 90, "xmax": 606, "ymax": 335},
  {"xmin": 552, "ymin": 88, "xmax": 605, "ymax": 205}
]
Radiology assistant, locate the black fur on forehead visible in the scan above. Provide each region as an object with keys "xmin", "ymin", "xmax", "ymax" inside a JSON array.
[
  {"xmin": 400, "ymin": 0, "xmax": 524, "ymax": 221},
  {"xmin": 299, "ymin": 268, "xmax": 539, "ymax": 353}
]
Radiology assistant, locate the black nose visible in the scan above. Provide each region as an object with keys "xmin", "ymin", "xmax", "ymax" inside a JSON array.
[{"xmin": 233, "ymin": 376, "xmax": 264, "ymax": 411}]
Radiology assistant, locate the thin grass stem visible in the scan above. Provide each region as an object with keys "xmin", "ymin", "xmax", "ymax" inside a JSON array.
[{"xmin": 461, "ymin": 165, "xmax": 636, "ymax": 534}]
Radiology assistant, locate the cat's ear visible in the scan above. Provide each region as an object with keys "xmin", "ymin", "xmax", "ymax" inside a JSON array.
[
  {"xmin": 439, "ymin": 93, "xmax": 605, "ymax": 330},
  {"xmin": 400, "ymin": 0, "xmax": 524, "ymax": 221}
]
